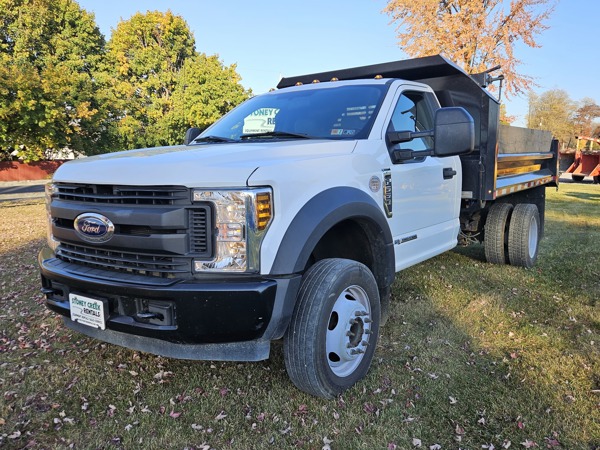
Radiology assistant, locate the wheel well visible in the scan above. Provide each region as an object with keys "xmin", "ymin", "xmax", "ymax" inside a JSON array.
[
  {"xmin": 307, "ymin": 218, "xmax": 392, "ymax": 293},
  {"xmin": 311, "ymin": 220, "xmax": 372, "ymax": 268}
]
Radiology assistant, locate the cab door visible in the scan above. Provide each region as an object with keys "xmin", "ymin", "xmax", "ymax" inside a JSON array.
[{"xmin": 383, "ymin": 86, "xmax": 462, "ymax": 271}]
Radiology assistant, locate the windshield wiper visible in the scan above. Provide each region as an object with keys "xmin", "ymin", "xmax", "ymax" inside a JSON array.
[
  {"xmin": 240, "ymin": 131, "xmax": 312, "ymax": 140},
  {"xmin": 193, "ymin": 135, "xmax": 237, "ymax": 143}
]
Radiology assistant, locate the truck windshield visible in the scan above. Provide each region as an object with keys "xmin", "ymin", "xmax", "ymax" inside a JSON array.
[{"xmin": 197, "ymin": 84, "xmax": 388, "ymax": 142}]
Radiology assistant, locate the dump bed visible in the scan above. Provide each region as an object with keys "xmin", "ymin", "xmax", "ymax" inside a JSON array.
[{"xmin": 278, "ymin": 55, "xmax": 559, "ymax": 201}]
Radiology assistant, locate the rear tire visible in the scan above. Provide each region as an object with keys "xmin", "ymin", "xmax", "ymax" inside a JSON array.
[
  {"xmin": 484, "ymin": 203, "xmax": 513, "ymax": 264},
  {"xmin": 508, "ymin": 204, "xmax": 540, "ymax": 268},
  {"xmin": 284, "ymin": 259, "xmax": 380, "ymax": 399}
]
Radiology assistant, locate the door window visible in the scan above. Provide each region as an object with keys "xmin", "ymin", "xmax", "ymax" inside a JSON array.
[{"xmin": 388, "ymin": 91, "xmax": 435, "ymax": 152}]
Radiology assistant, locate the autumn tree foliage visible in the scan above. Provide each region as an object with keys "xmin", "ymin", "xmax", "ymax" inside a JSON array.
[
  {"xmin": 527, "ymin": 90, "xmax": 600, "ymax": 148},
  {"xmin": 573, "ymin": 98, "xmax": 600, "ymax": 137},
  {"xmin": 384, "ymin": 0, "xmax": 555, "ymax": 96},
  {"xmin": 527, "ymin": 90, "xmax": 576, "ymax": 145}
]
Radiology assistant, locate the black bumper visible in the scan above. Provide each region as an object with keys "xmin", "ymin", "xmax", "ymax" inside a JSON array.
[{"xmin": 39, "ymin": 247, "xmax": 301, "ymax": 361}]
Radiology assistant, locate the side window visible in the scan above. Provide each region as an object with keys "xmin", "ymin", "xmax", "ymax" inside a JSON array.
[{"xmin": 388, "ymin": 91, "xmax": 435, "ymax": 151}]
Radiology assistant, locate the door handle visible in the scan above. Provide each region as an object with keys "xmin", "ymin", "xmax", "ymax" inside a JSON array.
[{"xmin": 443, "ymin": 167, "xmax": 457, "ymax": 180}]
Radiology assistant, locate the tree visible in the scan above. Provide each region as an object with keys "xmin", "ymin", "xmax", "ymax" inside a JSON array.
[
  {"xmin": 105, "ymin": 11, "xmax": 249, "ymax": 149},
  {"xmin": 573, "ymin": 98, "xmax": 600, "ymax": 137},
  {"xmin": 527, "ymin": 89, "xmax": 576, "ymax": 146},
  {"xmin": 499, "ymin": 103, "xmax": 515, "ymax": 125},
  {"xmin": 164, "ymin": 54, "xmax": 249, "ymax": 144},
  {"xmin": 383, "ymin": 0, "xmax": 555, "ymax": 96},
  {"xmin": 0, "ymin": 0, "xmax": 109, "ymax": 161}
]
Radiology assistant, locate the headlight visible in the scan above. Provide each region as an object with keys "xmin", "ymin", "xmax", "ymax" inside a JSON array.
[
  {"xmin": 192, "ymin": 188, "xmax": 273, "ymax": 273},
  {"xmin": 45, "ymin": 183, "xmax": 60, "ymax": 252}
]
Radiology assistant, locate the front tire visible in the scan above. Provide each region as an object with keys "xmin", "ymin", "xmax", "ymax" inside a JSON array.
[{"xmin": 284, "ymin": 259, "xmax": 380, "ymax": 399}]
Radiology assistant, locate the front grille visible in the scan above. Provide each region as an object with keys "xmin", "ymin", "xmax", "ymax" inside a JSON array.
[
  {"xmin": 56, "ymin": 183, "xmax": 189, "ymax": 205},
  {"xmin": 57, "ymin": 243, "xmax": 190, "ymax": 278}
]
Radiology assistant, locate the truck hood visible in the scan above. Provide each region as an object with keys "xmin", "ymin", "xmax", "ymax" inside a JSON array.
[{"xmin": 53, "ymin": 140, "xmax": 357, "ymax": 187}]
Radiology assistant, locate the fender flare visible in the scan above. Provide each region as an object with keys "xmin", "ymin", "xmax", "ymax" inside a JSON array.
[{"xmin": 270, "ymin": 187, "xmax": 395, "ymax": 287}]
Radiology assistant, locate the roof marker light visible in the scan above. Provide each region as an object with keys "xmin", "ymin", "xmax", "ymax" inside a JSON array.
[
  {"xmin": 312, "ymin": 79, "xmax": 320, "ymax": 83},
  {"xmin": 375, "ymin": 75, "xmax": 383, "ymax": 79},
  {"xmin": 295, "ymin": 82, "xmax": 303, "ymax": 86},
  {"xmin": 331, "ymin": 77, "xmax": 339, "ymax": 82}
]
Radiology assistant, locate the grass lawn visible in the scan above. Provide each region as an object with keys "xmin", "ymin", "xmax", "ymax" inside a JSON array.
[{"xmin": 1, "ymin": 182, "xmax": 598, "ymax": 449}]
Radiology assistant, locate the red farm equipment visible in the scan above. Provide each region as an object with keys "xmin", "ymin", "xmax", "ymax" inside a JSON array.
[{"xmin": 564, "ymin": 136, "xmax": 600, "ymax": 183}]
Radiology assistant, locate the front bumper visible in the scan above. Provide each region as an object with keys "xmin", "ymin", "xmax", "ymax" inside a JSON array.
[{"xmin": 39, "ymin": 246, "xmax": 301, "ymax": 361}]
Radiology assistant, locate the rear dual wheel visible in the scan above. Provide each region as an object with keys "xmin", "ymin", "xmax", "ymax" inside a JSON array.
[
  {"xmin": 508, "ymin": 204, "xmax": 540, "ymax": 268},
  {"xmin": 284, "ymin": 259, "xmax": 380, "ymax": 399},
  {"xmin": 484, "ymin": 203, "xmax": 540, "ymax": 268}
]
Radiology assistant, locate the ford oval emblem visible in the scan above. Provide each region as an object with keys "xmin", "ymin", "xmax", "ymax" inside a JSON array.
[{"xmin": 74, "ymin": 213, "xmax": 115, "ymax": 244}]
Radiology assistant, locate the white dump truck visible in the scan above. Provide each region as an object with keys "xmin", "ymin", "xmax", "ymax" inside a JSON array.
[{"xmin": 40, "ymin": 55, "xmax": 558, "ymax": 398}]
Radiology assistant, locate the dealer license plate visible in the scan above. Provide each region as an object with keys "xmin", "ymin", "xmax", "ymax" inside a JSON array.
[{"xmin": 69, "ymin": 293, "xmax": 107, "ymax": 330}]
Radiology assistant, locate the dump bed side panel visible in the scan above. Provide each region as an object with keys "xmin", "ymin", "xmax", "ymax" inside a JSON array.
[{"xmin": 494, "ymin": 125, "xmax": 559, "ymax": 199}]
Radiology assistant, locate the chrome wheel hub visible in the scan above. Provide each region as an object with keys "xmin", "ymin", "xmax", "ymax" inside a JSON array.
[{"xmin": 325, "ymin": 285, "xmax": 372, "ymax": 377}]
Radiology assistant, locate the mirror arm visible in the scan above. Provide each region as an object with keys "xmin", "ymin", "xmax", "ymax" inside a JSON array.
[
  {"xmin": 388, "ymin": 129, "xmax": 434, "ymax": 144},
  {"xmin": 392, "ymin": 148, "xmax": 434, "ymax": 162}
]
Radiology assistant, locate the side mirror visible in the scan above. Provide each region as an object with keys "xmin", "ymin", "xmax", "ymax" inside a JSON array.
[
  {"xmin": 433, "ymin": 107, "xmax": 474, "ymax": 156},
  {"xmin": 184, "ymin": 127, "xmax": 202, "ymax": 145},
  {"xmin": 387, "ymin": 107, "xmax": 474, "ymax": 162}
]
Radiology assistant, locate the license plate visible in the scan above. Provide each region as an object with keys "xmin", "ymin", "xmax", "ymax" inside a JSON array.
[{"xmin": 69, "ymin": 293, "xmax": 107, "ymax": 330}]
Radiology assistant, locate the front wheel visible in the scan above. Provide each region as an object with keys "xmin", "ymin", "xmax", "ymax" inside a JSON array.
[{"xmin": 284, "ymin": 259, "xmax": 380, "ymax": 399}]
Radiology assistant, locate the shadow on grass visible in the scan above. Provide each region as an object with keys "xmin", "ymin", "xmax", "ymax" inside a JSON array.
[{"xmin": 564, "ymin": 191, "xmax": 600, "ymax": 202}]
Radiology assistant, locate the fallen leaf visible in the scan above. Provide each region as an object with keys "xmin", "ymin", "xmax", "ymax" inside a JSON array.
[
  {"xmin": 430, "ymin": 445, "xmax": 442, "ymax": 450},
  {"xmin": 412, "ymin": 438, "xmax": 422, "ymax": 447},
  {"xmin": 449, "ymin": 396, "xmax": 457, "ymax": 404},
  {"xmin": 169, "ymin": 411, "xmax": 182, "ymax": 419},
  {"xmin": 521, "ymin": 440, "xmax": 537, "ymax": 448},
  {"xmin": 215, "ymin": 411, "xmax": 227, "ymax": 421},
  {"xmin": 8, "ymin": 430, "xmax": 21, "ymax": 439},
  {"xmin": 502, "ymin": 440, "xmax": 512, "ymax": 449}
]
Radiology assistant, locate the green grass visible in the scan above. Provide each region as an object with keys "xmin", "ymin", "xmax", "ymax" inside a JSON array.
[{"xmin": 1, "ymin": 183, "xmax": 598, "ymax": 449}]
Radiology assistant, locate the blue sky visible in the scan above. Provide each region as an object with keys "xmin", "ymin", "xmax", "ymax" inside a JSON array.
[{"xmin": 78, "ymin": 0, "xmax": 599, "ymax": 127}]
